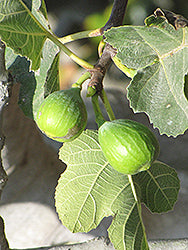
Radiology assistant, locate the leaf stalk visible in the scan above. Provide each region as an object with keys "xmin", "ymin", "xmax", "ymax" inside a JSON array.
[
  {"xmin": 59, "ymin": 28, "xmax": 102, "ymax": 44},
  {"xmin": 72, "ymin": 71, "xmax": 91, "ymax": 88},
  {"xmin": 47, "ymin": 32, "xmax": 94, "ymax": 70},
  {"xmin": 99, "ymin": 89, "xmax": 116, "ymax": 121}
]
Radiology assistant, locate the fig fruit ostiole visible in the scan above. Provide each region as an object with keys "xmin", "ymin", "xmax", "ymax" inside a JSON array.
[
  {"xmin": 36, "ymin": 87, "xmax": 87, "ymax": 142},
  {"xmin": 98, "ymin": 119, "xmax": 160, "ymax": 175}
]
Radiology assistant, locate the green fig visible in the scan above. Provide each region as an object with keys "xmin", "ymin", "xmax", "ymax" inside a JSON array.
[
  {"xmin": 36, "ymin": 87, "xmax": 87, "ymax": 142},
  {"xmin": 98, "ymin": 119, "xmax": 160, "ymax": 175}
]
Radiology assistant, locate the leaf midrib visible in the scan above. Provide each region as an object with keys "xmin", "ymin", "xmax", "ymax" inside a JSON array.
[
  {"xmin": 71, "ymin": 161, "xmax": 109, "ymax": 232},
  {"xmin": 134, "ymin": 26, "xmax": 183, "ymax": 58},
  {"xmin": 18, "ymin": 0, "xmax": 50, "ymax": 35}
]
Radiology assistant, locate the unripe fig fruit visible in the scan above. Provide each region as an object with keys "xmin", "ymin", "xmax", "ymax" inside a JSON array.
[
  {"xmin": 98, "ymin": 119, "xmax": 160, "ymax": 175},
  {"xmin": 36, "ymin": 87, "xmax": 87, "ymax": 142}
]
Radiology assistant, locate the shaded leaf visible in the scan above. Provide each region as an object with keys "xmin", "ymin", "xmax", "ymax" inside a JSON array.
[
  {"xmin": 55, "ymin": 130, "xmax": 148, "ymax": 250},
  {"xmin": 6, "ymin": 39, "xmax": 59, "ymax": 119},
  {"xmin": 133, "ymin": 161, "xmax": 180, "ymax": 213},
  {"xmin": 105, "ymin": 15, "xmax": 188, "ymax": 136},
  {"xmin": 44, "ymin": 52, "xmax": 60, "ymax": 98},
  {"xmin": 33, "ymin": 39, "xmax": 59, "ymax": 118},
  {"xmin": 7, "ymin": 50, "xmax": 36, "ymax": 119}
]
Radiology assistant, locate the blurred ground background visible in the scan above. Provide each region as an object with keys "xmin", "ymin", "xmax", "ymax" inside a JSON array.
[{"xmin": 0, "ymin": 0, "xmax": 188, "ymax": 249}]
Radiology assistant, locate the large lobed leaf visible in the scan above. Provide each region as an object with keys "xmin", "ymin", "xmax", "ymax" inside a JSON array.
[
  {"xmin": 56, "ymin": 130, "xmax": 148, "ymax": 250},
  {"xmin": 55, "ymin": 130, "xmax": 179, "ymax": 250},
  {"xmin": 105, "ymin": 15, "xmax": 188, "ymax": 137}
]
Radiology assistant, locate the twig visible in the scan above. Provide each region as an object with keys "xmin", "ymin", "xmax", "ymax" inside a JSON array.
[
  {"xmin": 88, "ymin": 0, "xmax": 128, "ymax": 87},
  {"xmin": 101, "ymin": 0, "xmax": 128, "ymax": 32},
  {"xmin": 88, "ymin": 43, "xmax": 116, "ymax": 92},
  {"xmin": 88, "ymin": 0, "xmax": 128, "ymax": 90},
  {"xmin": 88, "ymin": 0, "xmax": 128, "ymax": 121}
]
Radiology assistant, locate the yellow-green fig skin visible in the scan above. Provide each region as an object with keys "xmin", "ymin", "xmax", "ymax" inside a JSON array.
[
  {"xmin": 98, "ymin": 119, "xmax": 160, "ymax": 175},
  {"xmin": 36, "ymin": 87, "xmax": 87, "ymax": 142}
]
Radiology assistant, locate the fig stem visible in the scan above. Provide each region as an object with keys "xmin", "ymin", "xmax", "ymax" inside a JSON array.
[
  {"xmin": 72, "ymin": 71, "xmax": 91, "ymax": 88},
  {"xmin": 92, "ymin": 94, "xmax": 106, "ymax": 128},
  {"xmin": 86, "ymin": 85, "xmax": 97, "ymax": 97},
  {"xmin": 99, "ymin": 89, "xmax": 116, "ymax": 121},
  {"xmin": 59, "ymin": 28, "xmax": 103, "ymax": 44}
]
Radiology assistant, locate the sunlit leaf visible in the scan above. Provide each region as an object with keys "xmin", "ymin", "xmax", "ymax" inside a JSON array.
[
  {"xmin": 56, "ymin": 130, "xmax": 149, "ymax": 250},
  {"xmin": 105, "ymin": 15, "xmax": 188, "ymax": 136}
]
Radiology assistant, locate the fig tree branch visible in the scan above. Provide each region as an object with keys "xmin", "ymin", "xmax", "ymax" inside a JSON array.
[
  {"xmin": 101, "ymin": 0, "xmax": 128, "ymax": 32},
  {"xmin": 88, "ymin": 43, "xmax": 116, "ymax": 93},
  {"xmin": 88, "ymin": 0, "xmax": 128, "ymax": 119},
  {"xmin": 89, "ymin": 0, "xmax": 128, "ymax": 89}
]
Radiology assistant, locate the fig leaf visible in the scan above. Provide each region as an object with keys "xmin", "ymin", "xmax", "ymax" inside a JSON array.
[
  {"xmin": 105, "ymin": 15, "xmax": 188, "ymax": 137},
  {"xmin": 55, "ymin": 130, "xmax": 179, "ymax": 250},
  {"xmin": 0, "ymin": 0, "xmax": 51, "ymax": 70}
]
